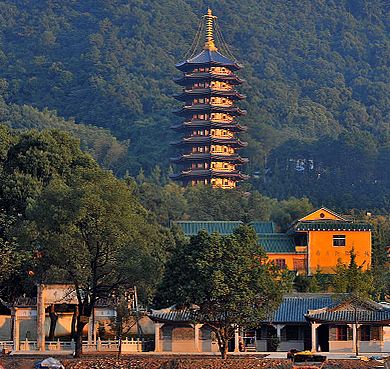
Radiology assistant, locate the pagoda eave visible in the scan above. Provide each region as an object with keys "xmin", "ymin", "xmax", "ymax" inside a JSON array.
[
  {"xmin": 174, "ymin": 49, "xmax": 243, "ymax": 72},
  {"xmin": 170, "ymin": 120, "xmax": 248, "ymax": 132},
  {"xmin": 170, "ymin": 153, "xmax": 249, "ymax": 164},
  {"xmin": 172, "ymin": 90, "xmax": 246, "ymax": 101},
  {"xmin": 170, "ymin": 137, "xmax": 248, "ymax": 148},
  {"xmin": 169, "ymin": 170, "xmax": 249, "ymax": 180},
  {"xmin": 173, "ymin": 74, "xmax": 245, "ymax": 86},
  {"xmin": 172, "ymin": 106, "xmax": 247, "ymax": 117}
]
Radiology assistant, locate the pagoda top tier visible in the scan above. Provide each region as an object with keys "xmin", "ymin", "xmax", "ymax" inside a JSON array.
[
  {"xmin": 176, "ymin": 9, "xmax": 243, "ymax": 72},
  {"xmin": 175, "ymin": 50, "xmax": 243, "ymax": 72}
]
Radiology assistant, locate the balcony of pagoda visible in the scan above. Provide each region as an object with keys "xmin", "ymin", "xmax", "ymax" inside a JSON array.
[
  {"xmin": 173, "ymin": 74, "xmax": 245, "ymax": 86},
  {"xmin": 210, "ymin": 116, "xmax": 233, "ymax": 123}
]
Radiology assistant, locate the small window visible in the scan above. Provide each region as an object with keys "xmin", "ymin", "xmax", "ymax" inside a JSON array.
[
  {"xmin": 337, "ymin": 326, "xmax": 347, "ymax": 341},
  {"xmin": 275, "ymin": 259, "xmax": 286, "ymax": 269},
  {"xmin": 333, "ymin": 235, "xmax": 346, "ymax": 247}
]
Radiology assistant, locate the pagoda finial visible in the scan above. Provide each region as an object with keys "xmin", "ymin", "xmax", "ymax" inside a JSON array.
[{"xmin": 203, "ymin": 9, "xmax": 218, "ymax": 51}]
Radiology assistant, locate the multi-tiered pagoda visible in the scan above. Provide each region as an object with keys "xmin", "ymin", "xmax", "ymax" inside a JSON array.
[{"xmin": 169, "ymin": 9, "xmax": 249, "ymax": 189}]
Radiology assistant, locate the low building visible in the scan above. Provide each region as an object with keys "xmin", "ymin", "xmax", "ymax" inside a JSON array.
[{"xmin": 149, "ymin": 293, "xmax": 390, "ymax": 354}]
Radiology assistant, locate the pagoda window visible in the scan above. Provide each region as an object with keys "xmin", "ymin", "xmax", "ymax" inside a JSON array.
[
  {"xmin": 199, "ymin": 114, "xmax": 204, "ymax": 119},
  {"xmin": 205, "ymin": 146, "xmax": 209, "ymax": 152},
  {"xmin": 211, "ymin": 129, "xmax": 215, "ymax": 135},
  {"xmin": 205, "ymin": 98, "xmax": 209, "ymax": 104},
  {"xmin": 205, "ymin": 82, "xmax": 209, "ymax": 88},
  {"xmin": 224, "ymin": 147, "xmax": 227, "ymax": 152},
  {"xmin": 224, "ymin": 180, "xmax": 228, "ymax": 186},
  {"xmin": 205, "ymin": 163, "xmax": 208, "ymax": 169},
  {"xmin": 199, "ymin": 147, "xmax": 203, "ymax": 152},
  {"xmin": 205, "ymin": 130, "xmax": 209, "ymax": 135},
  {"xmin": 199, "ymin": 98, "xmax": 204, "ymax": 104},
  {"xmin": 224, "ymin": 164, "xmax": 228, "ymax": 168},
  {"xmin": 205, "ymin": 114, "xmax": 209, "ymax": 120}
]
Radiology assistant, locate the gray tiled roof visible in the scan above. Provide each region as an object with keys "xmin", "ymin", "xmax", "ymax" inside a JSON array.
[
  {"xmin": 305, "ymin": 310, "xmax": 390, "ymax": 323},
  {"xmin": 149, "ymin": 309, "xmax": 196, "ymax": 323},
  {"xmin": 271, "ymin": 293, "xmax": 333, "ymax": 323}
]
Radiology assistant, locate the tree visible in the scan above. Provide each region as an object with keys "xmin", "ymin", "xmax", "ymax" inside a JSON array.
[
  {"xmin": 22, "ymin": 167, "xmax": 169, "ymax": 357},
  {"xmin": 109, "ymin": 289, "xmax": 143, "ymax": 359},
  {"xmin": 157, "ymin": 225, "xmax": 282, "ymax": 359},
  {"xmin": 331, "ymin": 249, "xmax": 374, "ymax": 356}
]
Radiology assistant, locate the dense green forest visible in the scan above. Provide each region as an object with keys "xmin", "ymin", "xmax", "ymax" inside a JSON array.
[{"xmin": 2, "ymin": 0, "xmax": 390, "ymax": 210}]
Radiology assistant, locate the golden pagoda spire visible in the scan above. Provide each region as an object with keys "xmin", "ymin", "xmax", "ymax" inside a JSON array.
[{"xmin": 203, "ymin": 9, "xmax": 218, "ymax": 51}]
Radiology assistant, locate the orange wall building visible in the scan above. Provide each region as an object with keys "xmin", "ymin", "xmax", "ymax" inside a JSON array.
[
  {"xmin": 286, "ymin": 207, "xmax": 372, "ymax": 274},
  {"xmin": 174, "ymin": 208, "xmax": 372, "ymax": 275}
]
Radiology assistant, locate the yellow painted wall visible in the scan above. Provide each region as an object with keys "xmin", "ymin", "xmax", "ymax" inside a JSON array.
[
  {"xmin": 267, "ymin": 253, "xmax": 307, "ymax": 273},
  {"xmin": 308, "ymin": 230, "xmax": 371, "ymax": 274}
]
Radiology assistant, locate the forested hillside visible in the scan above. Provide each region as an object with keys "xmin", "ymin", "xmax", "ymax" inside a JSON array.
[{"xmin": 1, "ymin": 0, "xmax": 390, "ymax": 210}]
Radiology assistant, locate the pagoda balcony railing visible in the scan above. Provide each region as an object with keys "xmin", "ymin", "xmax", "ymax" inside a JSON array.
[
  {"xmin": 210, "ymin": 117, "xmax": 234, "ymax": 123},
  {"xmin": 211, "ymin": 150, "xmax": 235, "ymax": 155},
  {"xmin": 210, "ymin": 134, "xmax": 234, "ymax": 139},
  {"xmin": 210, "ymin": 102, "xmax": 233, "ymax": 107},
  {"xmin": 212, "ymin": 168, "xmax": 235, "ymax": 172},
  {"xmin": 210, "ymin": 86, "xmax": 233, "ymax": 91},
  {"xmin": 210, "ymin": 69, "xmax": 234, "ymax": 76}
]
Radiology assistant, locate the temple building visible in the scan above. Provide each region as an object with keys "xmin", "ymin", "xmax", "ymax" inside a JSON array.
[
  {"xmin": 171, "ymin": 207, "xmax": 372, "ymax": 275},
  {"xmin": 170, "ymin": 9, "xmax": 249, "ymax": 188}
]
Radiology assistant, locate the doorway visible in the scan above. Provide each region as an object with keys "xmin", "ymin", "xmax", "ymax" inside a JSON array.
[{"xmin": 317, "ymin": 324, "xmax": 329, "ymax": 352}]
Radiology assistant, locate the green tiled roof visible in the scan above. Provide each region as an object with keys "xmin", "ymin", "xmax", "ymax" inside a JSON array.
[
  {"xmin": 293, "ymin": 222, "xmax": 372, "ymax": 232},
  {"xmin": 173, "ymin": 221, "xmax": 243, "ymax": 236},
  {"xmin": 258, "ymin": 234, "xmax": 296, "ymax": 253},
  {"xmin": 250, "ymin": 221, "xmax": 275, "ymax": 234}
]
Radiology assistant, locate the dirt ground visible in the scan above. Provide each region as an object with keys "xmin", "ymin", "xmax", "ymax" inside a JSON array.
[{"xmin": 0, "ymin": 355, "xmax": 387, "ymax": 369}]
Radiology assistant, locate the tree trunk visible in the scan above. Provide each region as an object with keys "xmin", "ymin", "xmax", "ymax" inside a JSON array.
[
  {"xmin": 216, "ymin": 328, "xmax": 230, "ymax": 359},
  {"xmin": 74, "ymin": 319, "xmax": 87, "ymax": 358},
  {"xmin": 48, "ymin": 304, "xmax": 58, "ymax": 341},
  {"xmin": 71, "ymin": 305, "xmax": 78, "ymax": 340},
  {"xmin": 117, "ymin": 316, "xmax": 123, "ymax": 359},
  {"xmin": 220, "ymin": 338, "xmax": 229, "ymax": 359}
]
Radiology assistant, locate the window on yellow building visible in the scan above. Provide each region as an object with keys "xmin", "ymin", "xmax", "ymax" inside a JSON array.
[
  {"xmin": 275, "ymin": 259, "xmax": 286, "ymax": 270},
  {"xmin": 333, "ymin": 235, "xmax": 346, "ymax": 247}
]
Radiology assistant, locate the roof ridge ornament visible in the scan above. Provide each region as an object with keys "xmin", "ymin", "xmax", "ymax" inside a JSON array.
[{"xmin": 203, "ymin": 9, "xmax": 218, "ymax": 51}]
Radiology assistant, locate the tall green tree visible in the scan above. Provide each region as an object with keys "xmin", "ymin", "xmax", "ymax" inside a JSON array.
[
  {"xmin": 22, "ymin": 167, "xmax": 171, "ymax": 357},
  {"xmin": 157, "ymin": 225, "xmax": 282, "ymax": 359}
]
